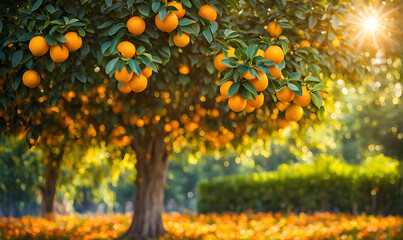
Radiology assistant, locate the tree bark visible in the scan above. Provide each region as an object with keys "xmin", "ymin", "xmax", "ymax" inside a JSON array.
[
  {"xmin": 119, "ymin": 132, "xmax": 169, "ymax": 240},
  {"xmin": 40, "ymin": 151, "xmax": 63, "ymax": 218}
]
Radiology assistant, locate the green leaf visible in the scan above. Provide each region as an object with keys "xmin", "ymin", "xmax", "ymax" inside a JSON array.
[
  {"xmin": 305, "ymin": 76, "xmax": 321, "ymax": 83},
  {"xmin": 178, "ymin": 18, "xmax": 196, "ymax": 26},
  {"xmin": 152, "ymin": 1, "xmax": 162, "ymax": 12},
  {"xmin": 221, "ymin": 57, "xmax": 239, "ymax": 68},
  {"xmin": 295, "ymin": 10, "xmax": 306, "ymax": 20},
  {"xmin": 44, "ymin": 36, "xmax": 57, "ymax": 46},
  {"xmin": 127, "ymin": 0, "xmax": 134, "ymax": 8},
  {"xmin": 30, "ymin": 0, "xmax": 43, "ymax": 11},
  {"xmin": 311, "ymin": 92, "xmax": 323, "ymax": 108},
  {"xmin": 140, "ymin": 54, "xmax": 157, "ymax": 72},
  {"xmin": 308, "ymin": 15, "xmax": 317, "ymax": 29},
  {"xmin": 281, "ymin": 42, "xmax": 288, "ymax": 55},
  {"xmin": 109, "ymin": 24, "xmax": 124, "ymax": 35},
  {"xmin": 128, "ymin": 58, "xmax": 141, "ymax": 77},
  {"xmin": 0, "ymin": 20, "xmax": 3, "ymax": 33},
  {"xmin": 105, "ymin": 0, "xmax": 112, "ymax": 7},
  {"xmin": 11, "ymin": 50, "xmax": 23, "ymax": 67},
  {"xmin": 238, "ymin": 87, "xmax": 252, "ymax": 100},
  {"xmin": 76, "ymin": 72, "xmax": 86, "ymax": 83},
  {"xmin": 228, "ymin": 81, "xmax": 240, "ymax": 98},
  {"xmin": 105, "ymin": 57, "xmax": 119, "ymax": 74},
  {"xmin": 203, "ymin": 27, "xmax": 212, "ymax": 43},
  {"xmin": 287, "ymin": 82, "xmax": 299, "ymax": 92},
  {"xmin": 98, "ymin": 22, "xmax": 113, "ymax": 29},
  {"xmin": 247, "ymin": 44, "xmax": 258, "ymax": 59},
  {"xmin": 18, "ymin": 33, "xmax": 35, "ymax": 42},
  {"xmin": 311, "ymin": 83, "xmax": 327, "ymax": 92},
  {"xmin": 242, "ymin": 81, "xmax": 257, "ymax": 96},
  {"xmin": 159, "ymin": 7, "xmax": 167, "ymax": 21},
  {"xmin": 218, "ymin": 69, "xmax": 234, "ymax": 86},
  {"xmin": 290, "ymin": 72, "xmax": 301, "ymax": 81},
  {"xmin": 332, "ymin": 14, "xmax": 340, "ymax": 30},
  {"xmin": 138, "ymin": 3, "xmax": 150, "ymax": 16},
  {"xmin": 309, "ymin": 63, "xmax": 320, "ymax": 76}
]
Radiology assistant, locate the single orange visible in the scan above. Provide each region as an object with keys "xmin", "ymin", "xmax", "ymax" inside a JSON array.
[
  {"xmin": 267, "ymin": 21, "xmax": 282, "ymax": 37},
  {"xmin": 173, "ymin": 33, "xmax": 190, "ymax": 47},
  {"xmin": 168, "ymin": 1, "xmax": 186, "ymax": 19},
  {"xmin": 115, "ymin": 66, "xmax": 133, "ymax": 83},
  {"xmin": 179, "ymin": 64, "xmax": 189, "ymax": 75},
  {"xmin": 248, "ymin": 93, "xmax": 264, "ymax": 108},
  {"xmin": 127, "ymin": 16, "xmax": 146, "ymax": 36},
  {"xmin": 244, "ymin": 104, "xmax": 255, "ymax": 113},
  {"xmin": 50, "ymin": 44, "xmax": 69, "ymax": 62},
  {"xmin": 285, "ymin": 104, "xmax": 304, "ymax": 121},
  {"xmin": 198, "ymin": 5, "xmax": 217, "ymax": 21},
  {"xmin": 22, "ymin": 70, "xmax": 41, "ymax": 88},
  {"xmin": 141, "ymin": 66, "xmax": 153, "ymax": 78},
  {"xmin": 228, "ymin": 94, "xmax": 247, "ymax": 112},
  {"xmin": 276, "ymin": 87, "xmax": 294, "ymax": 102},
  {"xmin": 117, "ymin": 41, "xmax": 136, "ymax": 58},
  {"xmin": 214, "ymin": 53, "xmax": 227, "ymax": 72},
  {"xmin": 220, "ymin": 81, "xmax": 233, "ymax": 98},
  {"xmin": 293, "ymin": 86, "xmax": 311, "ymax": 107},
  {"xmin": 64, "ymin": 32, "xmax": 82, "ymax": 51},
  {"xmin": 155, "ymin": 13, "xmax": 178, "ymax": 32},
  {"xmin": 265, "ymin": 45, "xmax": 284, "ymax": 64},
  {"xmin": 300, "ymin": 40, "xmax": 311, "ymax": 48},
  {"xmin": 129, "ymin": 74, "xmax": 147, "ymax": 92},
  {"xmin": 29, "ymin": 36, "xmax": 49, "ymax": 56},
  {"xmin": 249, "ymin": 71, "xmax": 268, "ymax": 92},
  {"xmin": 118, "ymin": 82, "xmax": 132, "ymax": 94},
  {"xmin": 269, "ymin": 66, "xmax": 281, "ymax": 78},
  {"xmin": 332, "ymin": 38, "xmax": 340, "ymax": 48}
]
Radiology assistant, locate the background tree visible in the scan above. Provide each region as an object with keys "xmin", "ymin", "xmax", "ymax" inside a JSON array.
[{"xmin": 1, "ymin": 0, "xmax": 364, "ymax": 239}]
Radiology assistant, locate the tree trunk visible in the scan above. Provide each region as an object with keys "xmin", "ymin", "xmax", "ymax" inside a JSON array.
[
  {"xmin": 40, "ymin": 151, "xmax": 63, "ymax": 218},
  {"xmin": 120, "ymin": 132, "xmax": 169, "ymax": 240}
]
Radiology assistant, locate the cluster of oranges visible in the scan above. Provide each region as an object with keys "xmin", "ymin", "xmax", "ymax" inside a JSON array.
[
  {"xmin": 1, "ymin": 212, "xmax": 401, "ymax": 240},
  {"xmin": 115, "ymin": 2, "xmax": 217, "ymax": 94},
  {"xmin": 23, "ymin": 33, "xmax": 82, "ymax": 88},
  {"xmin": 214, "ymin": 22, "xmax": 286, "ymax": 114}
]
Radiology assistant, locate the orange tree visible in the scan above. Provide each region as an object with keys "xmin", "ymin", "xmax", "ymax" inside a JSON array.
[{"xmin": 0, "ymin": 0, "xmax": 363, "ymax": 238}]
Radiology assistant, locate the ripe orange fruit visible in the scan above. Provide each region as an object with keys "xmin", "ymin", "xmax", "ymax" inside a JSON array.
[
  {"xmin": 265, "ymin": 45, "xmax": 284, "ymax": 64},
  {"xmin": 155, "ymin": 13, "xmax": 178, "ymax": 32},
  {"xmin": 300, "ymin": 40, "xmax": 311, "ymax": 48},
  {"xmin": 244, "ymin": 104, "xmax": 255, "ymax": 113},
  {"xmin": 279, "ymin": 35, "xmax": 288, "ymax": 40},
  {"xmin": 50, "ymin": 44, "xmax": 69, "ymax": 62},
  {"xmin": 332, "ymin": 38, "xmax": 340, "ymax": 48},
  {"xmin": 319, "ymin": 87, "xmax": 328, "ymax": 98},
  {"xmin": 198, "ymin": 4, "xmax": 217, "ymax": 21},
  {"xmin": 267, "ymin": 21, "xmax": 282, "ymax": 37},
  {"xmin": 129, "ymin": 74, "xmax": 147, "ymax": 92},
  {"xmin": 127, "ymin": 16, "xmax": 146, "ymax": 36},
  {"xmin": 293, "ymin": 86, "xmax": 311, "ymax": 107},
  {"xmin": 250, "ymin": 71, "xmax": 268, "ymax": 92},
  {"xmin": 220, "ymin": 81, "xmax": 233, "ymax": 98},
  {"xmin": 115, "ymin": 66, "xmax": 133, "ymax": 83},
  {"xmin": 29, "ymin": 36, "xmax": 49, "ymax": 56},
  {"xmin": 64, "ymin": 32, "xmax": 82, "ymax": 51},
  {"xmin": 285, "ymin": 104, "xmax": 304, "ymax": 121},
  {"xmin": 248, "ymin": 93, "xmax": 264, "ymax": 108},
  {"xmin": 117, "ymin": 41, "xmax": 136, "ymax": 58},
  {"xmin": 211, "ymin": 109, "xmax": 219, "ymax": 117},
  {"xmin": 242, "ymin": 69, "xmax": 256, "ymax": 80},
  {"xmin": 170, "ymin": 119, "xmax": 180, "ymax": 129},
  {"xmin": 214, "ymin": 53, "xmax": 227, "ymax": 72},
  {"xmin": 228, "ymin": 94, "xmax": 247, "ymax": 112},
  {"xmin": 22, "ymin": 70, "xmax": 41, "ymax": 88},
  {"xmin": 179, "ymin": 64, "xmax": 189, "ymax": 75},
  {"xmin": 141, "ymin": 66, "xmax": 153, "ymax": 78},
  {"xmin": 256, "ymin": 49, "xmax": 265, "ymax": 58},
  {"xmin": 269, "ymin": 66, "xmax": 281, "ymax": 78},
  {"xmin": 168, "ymin": 1, "xmax": 186, "ymax": 19},
  {"xmin": 164, "ymin": 123, "xmax": 172, "ymax": 132},
  {"xmin": 118, "ymin": 82, "xmax": 132, "ymax": 94},
  {"xmin": 276, "ymin": 87, "xmax": 294, "ymax": 102},
  {"xmin": 173, "ymin": 33, "xmax": 190, "ymax": 47}
]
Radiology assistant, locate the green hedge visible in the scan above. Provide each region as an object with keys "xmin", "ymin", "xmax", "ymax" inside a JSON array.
[{"xmin": 198, "ymin": 154, "xmax": 402, "ymax": 214}]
